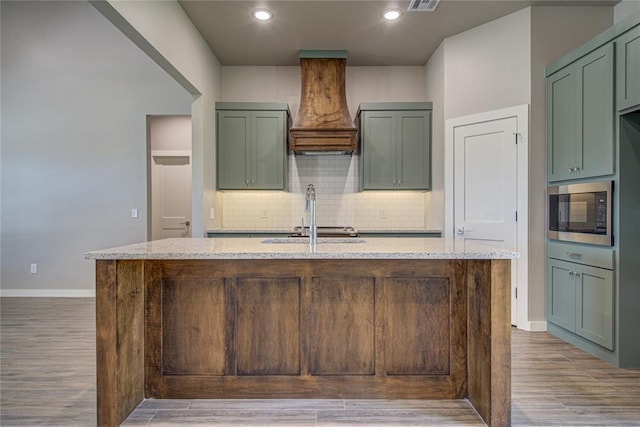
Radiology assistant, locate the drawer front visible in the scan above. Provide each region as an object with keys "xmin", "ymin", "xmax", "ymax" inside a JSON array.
[{"xmin": 547, "ymin": 241, "xmax": 615, "ymax": 270}]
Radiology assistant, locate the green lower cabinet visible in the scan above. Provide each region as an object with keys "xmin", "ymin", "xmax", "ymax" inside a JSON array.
[
  {"xmin": 216, "ymin": 103, "xmax": 289, "ymax": 190},
  {"xmin": 547, "ymin": 257, "xmax": 614, "ymax": 351},
  {"xmin": 616, "ymin": 25, "xmax": 640, "ymax": 111},
  {"xmin": 548, "ymin": 259, "xmax": 577, "ymax": 332},
  {"xmin": 575, "ymin": 264, "xmax": 614, "ymax": 350},
  {"xmin": 357, "ymin": 103, "xmax": 431, "ymax": 190}
]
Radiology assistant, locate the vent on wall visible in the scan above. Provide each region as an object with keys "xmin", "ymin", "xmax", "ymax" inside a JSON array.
[{"xmin": 408, "ymin": 0, "xmax": 440, "ymax": 12}]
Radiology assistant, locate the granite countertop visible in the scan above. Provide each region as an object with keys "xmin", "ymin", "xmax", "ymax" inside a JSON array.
[{"xmin": 85, "ymin": 237, "xmax": 518, "ymax": 260}]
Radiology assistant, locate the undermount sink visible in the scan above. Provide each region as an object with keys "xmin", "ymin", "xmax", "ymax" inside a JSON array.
[
  {"xmin": 262, "ymin": 238, "xmax": 366, "ymax": 244},
  {"xmin": 290, "ymin": 226, "xmax": 358, "ymax": 237}
]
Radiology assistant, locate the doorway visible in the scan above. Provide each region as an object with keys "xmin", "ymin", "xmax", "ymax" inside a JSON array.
[
  {"xmin": 148, "ymin": 116, "xmax": 192, "ymax": 240},
  {"xmin": 445, "ymin": 105, "xmax": 529, "ymax": 329}
]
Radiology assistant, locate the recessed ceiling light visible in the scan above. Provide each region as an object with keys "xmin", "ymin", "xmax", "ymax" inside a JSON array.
[
  {"xmin": 252, "ymin": 8, "xmax": 273, "ymax": 21},
  {"xmin": 383, "ymin": 9, "xmax": 402, "ymax": 21}
]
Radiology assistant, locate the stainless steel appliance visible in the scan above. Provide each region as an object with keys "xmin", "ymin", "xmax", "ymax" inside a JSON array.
[{"xmin": 548, "ymin": 180, "xmax": 613, "ymax": 246}]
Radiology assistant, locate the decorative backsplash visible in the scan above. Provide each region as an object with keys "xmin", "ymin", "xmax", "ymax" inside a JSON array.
[{"xmin": 219, "ymin": 155, "xmax": 427, "ymax": 230}]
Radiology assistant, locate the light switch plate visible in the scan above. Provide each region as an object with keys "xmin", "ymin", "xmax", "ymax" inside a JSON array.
[{"xmin": 131, "ymin": 208, "xmax": 138, "ymax": 218}]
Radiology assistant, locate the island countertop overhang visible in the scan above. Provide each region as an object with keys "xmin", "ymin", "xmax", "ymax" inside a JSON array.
[{"xmin": 85, "ymin": 237, "xmax": 519, "ymax": 260}]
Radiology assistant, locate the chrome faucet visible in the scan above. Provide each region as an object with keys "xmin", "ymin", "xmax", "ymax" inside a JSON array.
[{"xmin": 305, "ymin": 184, "xmax": 317, "ymax": 250}]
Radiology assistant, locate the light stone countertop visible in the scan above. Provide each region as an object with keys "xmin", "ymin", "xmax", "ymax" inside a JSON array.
[{"xmin": 85, "ymin": 237, "xmax": 519, "ymax": 260}]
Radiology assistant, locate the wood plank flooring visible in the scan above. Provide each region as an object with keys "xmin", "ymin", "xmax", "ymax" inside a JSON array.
[{"xmin": 1, "ymin": 297, "xmax": 639, "ymax": 426}]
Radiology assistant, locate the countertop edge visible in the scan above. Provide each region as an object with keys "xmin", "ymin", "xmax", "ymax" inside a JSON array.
[{"xmin": 84, "ymin": 238, "xmax": 519, "ymax": 261}]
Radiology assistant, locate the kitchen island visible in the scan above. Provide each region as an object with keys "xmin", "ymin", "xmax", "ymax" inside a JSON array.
[{"xmin": 86, "ymin": 237, "xmax": 518, "ymax": 427}]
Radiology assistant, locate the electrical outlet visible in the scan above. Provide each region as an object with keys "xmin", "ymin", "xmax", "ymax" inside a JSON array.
[
  {"xmin": 30, "ymin": 263, "xmax": 37, "ymax": 274},
  {"xmin": 210, "ymin": 208, "xmax": 215, "ymax": 220},
  {"xmin": 131, "ymin": 208, "xmax": 138, "ymax": 218}
]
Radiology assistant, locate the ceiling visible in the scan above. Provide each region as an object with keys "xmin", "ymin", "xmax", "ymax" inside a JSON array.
[{"xmin": 178, "ymin": 0, "xmax": 619, "ymax": 66}]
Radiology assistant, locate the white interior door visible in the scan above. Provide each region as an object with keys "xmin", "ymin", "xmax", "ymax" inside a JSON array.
[
  {"xmin": 454, "ymin": 117, "xmax": 518, "ymax": 325},
  {"xmin": 152, "ymin": 151, "xmax": 192, "ymax": 240}
]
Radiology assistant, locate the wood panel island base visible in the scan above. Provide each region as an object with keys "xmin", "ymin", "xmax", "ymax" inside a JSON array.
[{"xmin": 86, "ymin": 238, "xmax": 517, "ymax": 426}]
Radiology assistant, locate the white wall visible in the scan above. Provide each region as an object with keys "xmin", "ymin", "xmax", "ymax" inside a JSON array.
[
  {"xmin": 424, "ymin": 5, "xmax": 613, "ymax": 325},
  {"xmin": 529, "ymin": 6, "xmax": 613, "ymax": 321},
  {"xmin": 424, "ymin": 43, "xmax": 446, "ymax": 231},
  {"xmin": 149, "ymin": 116, "xmax": 192, "ymax": 151},
  {"xmin": 443, "ymin": 8, "xmax": 532, "ymax": 120},
  {"xmin": 94, "ymin": 0, "xmax": 223, "ymax": 234},
  {"xmin": 0, "ymin": 1, "xmax": 192, "ymax": 295},
  {"xmin": 615, "ymin": 0, "xmax": 640, "ymax": 23},
  {"xmin": 221, "ymin": 66, "xmax": 428, "ymax": 124}
]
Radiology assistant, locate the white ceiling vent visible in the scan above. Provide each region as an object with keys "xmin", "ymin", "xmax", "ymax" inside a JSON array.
[{"xmin": 408, "ymin": 0, "xmax": 441, "ymax": 12}]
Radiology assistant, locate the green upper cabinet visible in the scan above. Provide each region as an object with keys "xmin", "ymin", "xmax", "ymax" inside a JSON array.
[
  {"xmin": 616, "ymin": 25, "xmax": 640, "ymax": 111},
  {"xmin": 216, "ymin": 103, "xmax": 289, "ymax": 190},
  {"xmin": 357, "ymin": 103, "xmax": 432, "ymax": 190},
  {"xmin": 547, "ymin": 43, "xmax": 614, "ymax": 182}
]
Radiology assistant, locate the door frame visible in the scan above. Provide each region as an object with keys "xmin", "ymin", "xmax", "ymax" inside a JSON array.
[
  {"xmin": 150, "ymin": 150, "xmax": 192, "ymax": 240},
  {"xmin": 444, "ymin": 104, "xmax": 530, "ymax": 330}
]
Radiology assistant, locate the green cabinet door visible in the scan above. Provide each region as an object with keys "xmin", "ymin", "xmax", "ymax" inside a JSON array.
[
  {"xmin": 362, "ymin": 111, "xmax": 396, "ymax": 190},
  {"xmin": 577, "ymin": 43, "xmax": 614, "ymax": 179},
  {"xmin": 359, "ymin": 104, "xmax": 431, "ymax": 190},
  {"xmin": 217, "ymin": 111, "xmax": 251, "ymax": 190},
  {"xmin": 397, "ymin": 111, "xmax": 431, "ymax": 189},
  {"xmin": 217, "ymin": 106, "xmax": 288, "ymax": 190},
  {"xmin": 575, "ymin": 264, "xmax": 614, "ymax": 350},
  {"xmin": 547, "ymin": 43, "xmax": 614, "ymax": 182},
  {"xmin": 547, "ymin": 258, "xmax": 577, "ymax": 332},
  {"xmin": 547, "ymin": 66, "xmax": 577, "ymax": 182},
  {"xmin": 616, "ymin": 25, "xmax": 640, "ymax": 111},
  {"xmin": 252, "ymin": 111, "xmax": 286, "ymax": 190}
]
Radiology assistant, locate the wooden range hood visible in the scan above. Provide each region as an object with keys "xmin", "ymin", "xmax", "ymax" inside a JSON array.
[{"xmin": 290, "ymin": 51, "xmax": 357, "ymax": 154}]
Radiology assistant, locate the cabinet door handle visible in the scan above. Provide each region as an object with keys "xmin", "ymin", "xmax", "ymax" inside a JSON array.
[
  {"xmin": 567, "ymin": 252, "xmax": 583, "ymax": 259},
  {"xmin": 569, "ymin": 271, "xmax": 575, "ymax": 277}
]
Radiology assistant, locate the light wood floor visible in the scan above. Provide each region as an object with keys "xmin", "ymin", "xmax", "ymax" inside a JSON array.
[{"xmin": 1, "ymin": 298, "xmax": 639, "ymax": 426}]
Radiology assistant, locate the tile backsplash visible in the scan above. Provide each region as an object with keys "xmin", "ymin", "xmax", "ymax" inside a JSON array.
[{"xmin": 219, "ymin": 155, "xmax": 428, "ymax": 230}]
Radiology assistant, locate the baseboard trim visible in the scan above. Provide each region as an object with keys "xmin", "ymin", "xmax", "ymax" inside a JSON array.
[
  {"xmin": 0, "ymin": 289, "xmax": 95, "ymax": 298},
  {"xmin": 517, "ymin": 320, "xmax": 548, "ymax": 332}
]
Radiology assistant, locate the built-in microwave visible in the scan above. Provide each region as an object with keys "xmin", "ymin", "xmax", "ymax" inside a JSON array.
[{"xmin": 548, "ymin": 180, "xmax": 613, "ymax": 246}]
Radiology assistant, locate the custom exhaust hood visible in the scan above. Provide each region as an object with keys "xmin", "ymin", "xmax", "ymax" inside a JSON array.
[{"xmin": 290, "ymin": 51, "xmax": 357, "ymax": 155}]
